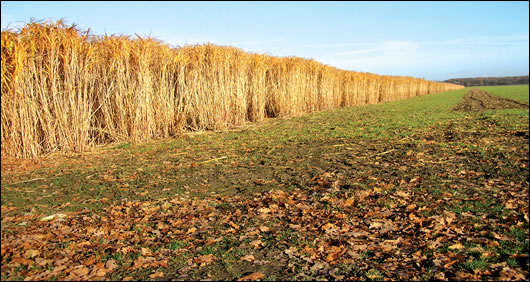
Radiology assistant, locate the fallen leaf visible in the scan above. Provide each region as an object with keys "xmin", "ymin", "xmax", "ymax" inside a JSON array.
[
  {"xmin": 83, "ymin": 256, "xmax": 96, "ymax": 266},
  {"xmin": 39, "ymin": 213, "xmax": 67, "ymax": 221},
  {"xmin": 504, "ymin": 200, "xmax": 517, "ymax": 209},
  {"xmin": 77, "ymin": 241, "xmax": 91, "ymax": 248},
  {"xmin": 321, "ymin": 223, "xmax": 336, "ymax": 231},
  {"xmin": 310, "ymin": 261, "xmax": 328, "ymax": 272},
  {"xmin": 194, "ymin": 254, "xmax": 216, "ymax": 265},
  {"xmin": 25, "ymin": 249, "xmax": 40, "ymax": 258},
  {"xmin": 444, "ymin": 259, "xmax": 459, "ymax": 268},
  {"xmin": 237, "ymin": 271, "xmax": 266, "ymax": 281},
  {"xmin": 326, "ymin": 247, "xmax": 346, "ymax": 262},
  {"xmin": 36, "ymin": 258, "xmax": 53, "ymax": 267},
  {"xmin": 149, "ymin": 271, "xmax": 164, "ymax": 279},
  {"xmin": 130, "ymin": 256, "xmax": 146, "ymax": 270},
  {"xmin": 257, "ymin": 207, "xmax": 271, "ymax": 214},
  {"xmin": 455, "ymin": 270, "xmax": 474, "ymax": 280},
  {"xmin": 11, "ymin": 257, "xmax": 33, "ymax": 266},
  {"xmin": 70, "ymin": 266, "xmax": 90, "ymax": 277},
  {"xmin": 448, "ymin": 243, "xmax": 465, "ymax": 250},
  {"xmin": 141, "ymin": 247, "xmax": 152, "ymax": 256},
  {"xmin": 105, "ymin": 259, "xmax": 118, "ymax": 271},
  {"xmin": 92, "ymin": 268, "xmax": 107, "ymax": 278},
  {"xmin": 240, "ymin": 254, "xmax": 255, "ymax": 262},
  {"xmin": 229, "ymin": 221, "xmax": 240, "ymax": 230},
  {"xmin": 343, "ymin": 197, "xmax": 355, "ymax": 207},
  {"xmin": 284, "ymin": 247, "xmax": 297, "ymax": 258},
  {"xmin": 486, "ymin": 240, "xmax": 500, "ymax": 247},
  {"xmin": 499, "ymin": 266, "xmax": 526, "ymax": 280},
  {"xmin": 249, "ymin": 240, "xmax": 262, "ymax": 248},
  {"xmin": 205, "ymin": 237, "xmax": 223, "ymax": 245},
  {"xmin": 153, "ymin": 259, "xmax": 169, "ymax": 268}
]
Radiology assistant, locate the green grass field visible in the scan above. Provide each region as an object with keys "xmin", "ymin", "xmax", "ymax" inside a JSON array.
[{"xmin": 1, "ymin": 85, "xmax": 528, "ymax": 281}]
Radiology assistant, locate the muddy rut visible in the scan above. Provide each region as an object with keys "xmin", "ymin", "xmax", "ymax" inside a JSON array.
[{"xmin": 453, "ymin": 89, "xmax": 528, "ymax": 112}]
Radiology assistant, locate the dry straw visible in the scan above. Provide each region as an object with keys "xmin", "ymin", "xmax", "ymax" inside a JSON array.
[{"xmin": 1, "ymin": 20, "xmax": 464, "ymax": 158}]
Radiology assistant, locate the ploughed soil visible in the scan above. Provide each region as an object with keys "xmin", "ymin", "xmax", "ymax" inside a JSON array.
[
  {"xmin": 1, "ymin": 90, "xmax": 529, "ymax": 281},
  {"xmin": 453, "ymin": 89, "xmax": 528, "ymax": 112}
]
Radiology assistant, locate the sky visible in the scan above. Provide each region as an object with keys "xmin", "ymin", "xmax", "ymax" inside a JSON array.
[{"xmin": 1, "ymin": 1, "xmax": 529, "ymax": 81}]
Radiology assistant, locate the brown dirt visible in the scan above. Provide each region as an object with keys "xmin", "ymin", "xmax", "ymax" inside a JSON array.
[{"xmin": 453, "ymin": 89, "xmax": 528, "ymax": 112}]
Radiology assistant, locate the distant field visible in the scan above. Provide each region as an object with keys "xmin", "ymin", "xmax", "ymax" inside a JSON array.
[{"xmin": 1, "ymin": 85, "xmax": 528, "ymax": 281}]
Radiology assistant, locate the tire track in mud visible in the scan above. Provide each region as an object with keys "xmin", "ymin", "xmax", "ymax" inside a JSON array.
[{"xmin": 453, "ymin": 89, "xmax": 528, "ymax": 112}]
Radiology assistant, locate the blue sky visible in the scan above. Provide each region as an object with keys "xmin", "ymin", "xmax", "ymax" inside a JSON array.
[{"xmin": 1, "ymin": 1, "xmax": 528, "ymax": 81}]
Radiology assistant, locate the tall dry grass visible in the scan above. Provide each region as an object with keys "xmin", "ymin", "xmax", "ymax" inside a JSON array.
[{"xmin": 1, "ymin": 20, "xmax": 464, "ymax": 158}]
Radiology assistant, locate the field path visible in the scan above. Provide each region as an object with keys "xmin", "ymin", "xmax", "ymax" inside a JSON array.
[{"xmin": 453, "ymin": 89, "xmax": 528, "ymax": 112}]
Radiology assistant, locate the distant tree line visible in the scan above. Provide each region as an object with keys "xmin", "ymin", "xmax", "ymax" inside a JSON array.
[{"xmin": 444, "ymin": 75, "xmax": 529, "ymax": 87}]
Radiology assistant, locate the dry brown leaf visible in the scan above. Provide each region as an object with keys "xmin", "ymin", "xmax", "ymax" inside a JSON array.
[
  {"xmin": 284, "ymin": 247, "xmax": 297, "ymax": 258},
  {"xmin": 194, "ymin": 254, "xmax": 216, "ymax": 264},
  {"xmin": 36, "ymin": 258, "xmax": 53, "ymax": 267},
  {"xmin": 120, "ymin": 246, "xmax": 133, "ymax": 255},
  {"xmin": 240, "ymin": 254, "xmax": 255, "ymax": 262},
  {"xmin": 70, "ymin": 266, "xmax": 90, "ymax": 277},
  {"xmin": 249, "ymin": 240, "xmax": 262, "ymax": 248},
  {"xmin": 141, "ymin": 247, "xmax": 152, "ymax": 256},
  {"xmin": 326, "ymin": 247, "xmax": 346, "ymax": 262},
  {"xmin": 321, "ymin": 223, "xmax": 336, "ymax": 231},
  {"xmin": 149, "ymin": 271, "xmax": 164, "ymax": 279},
  {"xmin": 105, "ymin": 259, "xmax": 118, "ymax": 271},
  {"xmin": 499, "ymin": 266, "xmax": 526, "ymax": 280},
  {"xmin": 343, "ymin": 197, "xmax": 355, "ymax": 207},
  {"xmin": 229, "ymin": 221, "xmax": 240, "ymax": 230},
  {"xmin": 92, "ymin": 268, "xmax": 107, "ymax": 278},
  {"xmin": 11, "ymin": 257, "xmax": 33, "ymax": 266},
  {"xmin": 487, "ymin": 240, "xmax": 500, "ymax": 247},
  {"xmin": 24, "ymin": 249, "xmax": 40, "ymax": 258},
  {"xmin": 130, "ymin": 256, "xmax": 146, "ymax": 270},
  {"xmin": 237, "ymin": 271, "xmax": 266, "ymax": 281},
  {"xmin": 504, "ymin": 200, "xmax": 517, "ymax": 209},
  {"xmin": 257, "ymin": 207, "xmax": 271, "ymax": 214},
  {"xmin": 83, "ymin": 256, "xmax": 96, "ymax": 266},
  {"xmin": 205, "ymin": 237, "xmax": 223, "ymax": 245},
  {"xmin": 151, "ymin": 259, "xmax": 169, "ymax": 268},
  {"xmin": 77, "ymin": 241, "xmax": 91, "ymax": 248},
  {"xmin": 448, "ymin": 243, "xmax": 465, "ymax": 250}
]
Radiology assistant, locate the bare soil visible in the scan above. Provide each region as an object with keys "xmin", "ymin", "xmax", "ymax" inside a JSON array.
[{"xmin": 453, "ymin": 89, "xmax": 528, "ymax": 112}]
